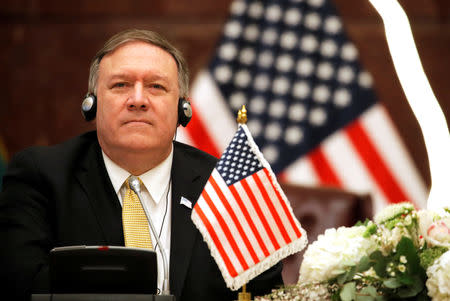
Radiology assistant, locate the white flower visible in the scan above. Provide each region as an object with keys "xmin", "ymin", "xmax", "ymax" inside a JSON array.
[
  {"xmin": 299, "ymin": 226, "xmax": 377, "ymax": 282},
  {"xmin": 404, "ymin": 214, "xmax": 412, "ymax": 225},
  {"xmin": 418, "ymin": 210, "xmax": 450, "ymax": 248},
  {"xmin": 378, "ymin": 224, "xmax": 412, "ymax": 255},
  {"xmin": 374, "ymin": 202, "xmax": 414, "ymax": 224},
  {"xmin": 426, "ymin": 250, "xmax": 450, "ymax": 300}
]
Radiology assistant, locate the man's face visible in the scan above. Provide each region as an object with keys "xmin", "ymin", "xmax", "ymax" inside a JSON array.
[{"xmin": 96, "ymin": 41, "xmax": 179, "ymax": 159}]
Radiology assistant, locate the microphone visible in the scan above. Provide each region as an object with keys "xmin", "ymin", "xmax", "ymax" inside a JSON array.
[{"xmin": 129, "ymin": 176, "xmax": 171, "ymax": 296}]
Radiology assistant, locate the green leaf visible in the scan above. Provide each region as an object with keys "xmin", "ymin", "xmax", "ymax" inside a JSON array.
[
  {"xmin": 337, "ymin": 266, "xmax": 357, "ymax": 285},
  {"xmin": 396, "ymin": 236, "xmax": 415, "ymax": 256},
  {"xmin": 360, "ymin": 286, "xmax": 377, "ymax": 297},
  {"xmin": 385, "ymin": 218, "xmax": 400, "ymax": 230},
  {"xmin": 370, "ymin": 251, "xmax": 387, "ymax": 277},
  {"xmin": 355, "ymin": 219, "xmax": 369, "ymax": 226},
  {"xmin": 363, "ymin": 224, "xmax": 377, "ymax": 238},
  {"xmin": 346, "ymin": 266, "xmax": 357, "ymax": 281},
  {"xmin": 340, "ymin": 282, "xmax": 356, "ymax": 301},
  {"xmin": 337, "ymin": 272, "xmax": 347, "ymax": 285},
  {"xmin": 396, "ymin": 236, "xmax": 420, "ymax": 274},
  {"xmin": 397, "ymin": 275, "xmax": 424, "ymax": 298},
  {"xmin": 356, "ymin": 286, "xmax": 378, "ymax": 301},
  {"xmin": 383, "ymin": 278, "xmax": 402, "ymax": 289},
  {"xmin": 416, "ymin": 289, "xmax": 432, "ymax": 301},
  {"xmin": 357, "ymin": 256, "xmax": 371, "ymax": 273},
  {"xmin": 398, "ymin": 273, "xmax": 413, "ymax": 285}
]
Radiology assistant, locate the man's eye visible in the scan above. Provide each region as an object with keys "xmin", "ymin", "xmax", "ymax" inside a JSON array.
[
  {"xmin": 112, "ymin": 82, "xmax": 126, "ymax": 88},
  {"xmin": 152, "ymin": 84, "xmax": 164, "ymax": 89}
]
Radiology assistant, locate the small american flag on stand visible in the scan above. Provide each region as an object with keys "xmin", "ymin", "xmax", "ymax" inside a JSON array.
[{"xmin": 191, "ymin": 111, "xmax": 307, "ymax": 290}]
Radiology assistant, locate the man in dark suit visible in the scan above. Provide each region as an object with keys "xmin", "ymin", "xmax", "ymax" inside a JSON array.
[{"xmin": 0, "ymin": 29, "xmax": 282, "ymax": 300}]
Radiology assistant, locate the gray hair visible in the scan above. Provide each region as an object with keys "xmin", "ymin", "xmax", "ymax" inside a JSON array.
[{"xmin": 88, "ymin": 29, "xmax": 189, "ymax": 98}]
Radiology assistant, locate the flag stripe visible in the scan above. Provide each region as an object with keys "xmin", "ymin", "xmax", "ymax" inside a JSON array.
[
  {"xmin": 241, "ymin": 178, "xmax": 280, "ymax": 250},
  {"xmin": 234, "ymin": 182, "xmax": 275, "ymax": 254},
  {"xmin": 318, "ymin": 117, "xmax": 391, "ymax": 212},
  {"xmin": 256, "ymin": 170, "xmax": 299, "ymax": 240},
  {"xmin": 252, "ymin": 171, "xmax": 291, "ymax": 244},
  {"xmin": 345, "ymin": 120, "xmax": 410, "ymax": 204},
  {"xmin": 245, "ymin": 175, "xmax": 287, "ymax": 247},
  {"xmin": 201, "ymin": 188, "xmax": 249, "ymax": 270},
  {"xmin": 211, "ymin": 169, "xmax": 264, "ymax": 264},
  {"xmin": 212, "ymin": 172, "xmax": 265, "ymax": 262},
  {"xmin": 197, "ymin": 194, "xmax": 245, "ymax": 272},
  {"xmin": 262, "ymin": 168, "xmax": 302, "ymax": 238},
  {"xmin": 205, "ymin": 175, "xmax": 263, "ymax": 265},
  {"xmin": 186, "ymin": 102, "xmax": 221, "ymax": 158},
  {"xmin": 360, "ymin": 105, "xmax": 427, "ymax": 208},
  {"xmin": 320, "ymin": 126, "xmax": 375, "ymax": 194},
  {"xmin": 229, "ymin": 184, "xmax": 270, "ymax": 258},
  {"xmin": 309, "ymin": 147, "xmax": 343, "ymax": 186},
  {"xmin": 282, "ymin": 156, "xmax": 319, "ymax": 186},
  {"xmin": 189, "ymin": 71, "xmax": 237, "ymax": 151},
  {"xmin": 209, "ymin": 174, "xmax": 260, "ymax": 264},
  {"xmin": 193, "ymin": 205, "xmax": 238, "ymax": 277}
]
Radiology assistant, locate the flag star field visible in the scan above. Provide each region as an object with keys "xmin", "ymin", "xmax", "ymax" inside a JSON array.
[{"xmin": 209, "ymin": 0, "xmax": 377, "ymax": 173}]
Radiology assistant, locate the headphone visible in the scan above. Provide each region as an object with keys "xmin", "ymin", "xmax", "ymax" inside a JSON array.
[{"xmin": 81, "ymin": 93, "xmax": 192, "ymax": 127}]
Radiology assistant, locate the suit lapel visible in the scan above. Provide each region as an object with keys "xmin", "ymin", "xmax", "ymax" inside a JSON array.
[
  {"xmin": 169, "ymin": 143, "xmax": 212, "ymax": 298},
  {"xmin": 75, "ymin": 138, "xmax": 124, "ymax": 246}
]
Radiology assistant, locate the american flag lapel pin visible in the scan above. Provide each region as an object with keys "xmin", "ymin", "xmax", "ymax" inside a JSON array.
[{"xmin": 180, "ymin": 196, "xmax": 192, "ymax": 209}]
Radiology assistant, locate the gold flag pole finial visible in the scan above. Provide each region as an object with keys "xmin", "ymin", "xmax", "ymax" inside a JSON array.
[{"xmin": 237, "ymin": 105, "xmax": 247, "ymax": 124}]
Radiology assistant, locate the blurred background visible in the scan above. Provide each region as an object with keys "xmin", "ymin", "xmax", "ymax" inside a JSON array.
[{"xmin": 0, "ymin": 0, "xmax": 449, "ymax": 191}]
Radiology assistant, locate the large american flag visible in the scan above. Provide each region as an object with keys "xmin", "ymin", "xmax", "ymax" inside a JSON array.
[
  {"xmin": 191, "ymin": 124, "xmax": 307, "ymax": 290},
  {"xmin": 179, "ymin": 0, "xmax": 428, "ymax": 212}
]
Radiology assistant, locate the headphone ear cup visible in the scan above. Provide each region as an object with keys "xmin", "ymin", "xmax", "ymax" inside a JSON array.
[
  {"xmin": 81, "ymin": 94, "xmax": 97, "ymax": 121},
  {"xmin": 178, "ymin": 98, "xmax": 192, "ymax": 127}
]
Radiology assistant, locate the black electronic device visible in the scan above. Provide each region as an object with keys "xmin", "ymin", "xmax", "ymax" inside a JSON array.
[
  {"xmin": 49, "ymin": 245, "xmax": 157, "ymax": 294},
  {"xmin": 81, "ymin": 94, "xmax": 97, "ymax": 121},
  {"xmin": 177, "ymin": 97, "xmax": 192, "ymax": 127}
]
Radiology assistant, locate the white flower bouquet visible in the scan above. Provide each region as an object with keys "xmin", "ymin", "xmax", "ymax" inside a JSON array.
[{"xmin": 256, "ymin": 203, "xmax": 450, "ymax": 301}]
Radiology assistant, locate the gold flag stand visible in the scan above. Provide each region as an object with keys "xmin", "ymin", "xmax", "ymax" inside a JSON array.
[
  {"xmin": 237, "ymin": 284, "xmax": 252, "ymax": 301},
  {"xmin": 235, "ymin": 105, "xmax": 252, "ymax": 301}
]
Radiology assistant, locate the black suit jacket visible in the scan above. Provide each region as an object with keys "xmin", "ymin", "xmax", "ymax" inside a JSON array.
[{"xmin": 0, "ymin": 131, "xmax": 282, "ymax": 301}]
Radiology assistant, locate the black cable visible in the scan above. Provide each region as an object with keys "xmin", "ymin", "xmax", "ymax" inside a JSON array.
[{"xmin": 153, "ymin": 180, "xmax": 170, "ymax": 252}]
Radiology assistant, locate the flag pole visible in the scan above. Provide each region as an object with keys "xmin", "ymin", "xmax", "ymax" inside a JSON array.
[
  {"xmin": 237, "ymin": 283, "xmax": 251, "ymax": 301},
  {"xmin": 235, "ymin": 105, "xmax": 252, "ymax": 301}
]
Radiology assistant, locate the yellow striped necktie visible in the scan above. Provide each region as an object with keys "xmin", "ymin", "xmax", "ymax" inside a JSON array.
[{"xmin": 122, "ymin": 176, "xmax": 153, "ymax": 249}]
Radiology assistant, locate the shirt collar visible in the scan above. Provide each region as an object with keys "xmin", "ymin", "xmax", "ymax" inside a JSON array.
[{"xmin": 102, "ymin": 146, "xmax": 174, "ymax": 204}]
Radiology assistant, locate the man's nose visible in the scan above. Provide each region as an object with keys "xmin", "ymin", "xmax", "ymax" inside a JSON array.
[{"xmin": 127, "ymin": 82, "xmax": 148, "ymax": 110}]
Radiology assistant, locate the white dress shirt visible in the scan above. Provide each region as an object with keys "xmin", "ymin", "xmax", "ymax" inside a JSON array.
[{"xmin": 102, "ymin": 148, "xmax": 173, "ymax": 293}]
